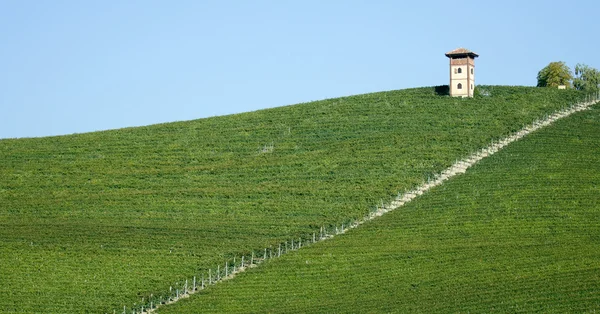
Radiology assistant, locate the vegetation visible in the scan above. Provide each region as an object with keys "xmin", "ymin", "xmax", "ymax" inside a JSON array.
[
  {"xmin": 537, "ymin": 61, "xmax": 573, "ymax": 88},
  {"xmin": 0, "ymin": 86, "xmax": 585, "ymax": 312},
  {"xmin": 159, "ymin": 103, "xmax": 600, "ymax": 313},
  {"xmin": 574, "ymin": 63, "xmax": 600, "ymax": 94}
]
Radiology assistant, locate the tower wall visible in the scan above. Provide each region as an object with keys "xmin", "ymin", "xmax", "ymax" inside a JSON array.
[{"xmin": 446, "ymin": 49, "xmax": 478, "ymax": 98}]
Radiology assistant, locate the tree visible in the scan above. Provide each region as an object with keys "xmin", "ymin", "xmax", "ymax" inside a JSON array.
[
  {"xmin": 573, "ymin": 63, "xmax": 600, "ymax": 94},
  {"xmin": 537, "ymin": 61, "xmax": 573, "ymax": 88}
]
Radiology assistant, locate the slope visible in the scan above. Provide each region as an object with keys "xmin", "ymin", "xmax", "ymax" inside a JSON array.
[
  {"xmin": 0, "ymin": 86, "xmax": 585, "ymax": 312},
  {"xmin": 159, "ymin": 103, "xmax": 600, "ymax": 313}
]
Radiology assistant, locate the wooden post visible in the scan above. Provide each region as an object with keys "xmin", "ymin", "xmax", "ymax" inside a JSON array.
[
  {"xmin": 209, "ymin": 269, "xmax": 212, "ymax": 284},
  {"xmin": 217, "ymin": 265, "xmax": 220, "ymax": 280},
  {"xmin": 225, "ymin": 262, "xmax": 228, "ymax": 277}
]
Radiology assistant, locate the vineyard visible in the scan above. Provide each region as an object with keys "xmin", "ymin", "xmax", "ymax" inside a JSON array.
[
  {"xmin": 158, "ymin": 102, "xmax": 600, "ymax": 313},
  {"xmin": 0, "ymin": 86, "xmax": 589, "ymax": 312}
]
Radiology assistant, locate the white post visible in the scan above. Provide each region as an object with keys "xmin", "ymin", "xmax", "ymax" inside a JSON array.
[
  {"xmin": 193, "ymin": 276, "xmax": 196, "ymax": 291},
  {"xmin": 264, "ymin": 248, "xmax": 267, "ymax": 260},
  {"xmin": 251, "ymin": 251, "xmax": 254, "ymax": 265},
  {"xmin": 209, "ymin": 269, "xmax": 212, "ymax": 284},
  {"xmin": 217, "ymin": 265, "xmax": 220, "ymax": 280},
  {"xmin": 299, "ymin": 237, "xmax": 302, "ymax": 248},
  {"xmin": 313, "ymin": 233, "xmax": 316, "ymax": 243},
  {"xmin": 241, "ymin": 256, "xmax": 244, "ymax": 268},
  {"xmin": 278, "ymin": 244, "xmax": 281, "ymax": 257}
]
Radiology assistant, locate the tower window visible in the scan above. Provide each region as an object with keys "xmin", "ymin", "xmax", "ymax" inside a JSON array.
[
  {"xmin": 457, "ymin": 83, "xmax": 463, "ymax": 89},
  {"xmin": 471, "ymin": 68, "xmax": 474, "ymax": 74},
  {"xmin": 457, "ymin": 68, "xmax": 462, "ymax": 74},
  {"xmin": 471, "ymin": 84, "xmax": 474, "ymax": 90}
]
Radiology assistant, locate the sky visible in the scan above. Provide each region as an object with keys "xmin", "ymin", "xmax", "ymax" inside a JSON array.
[{"xmin": 1, "ymin": 0, "xmax": 599, "ymax": 139}]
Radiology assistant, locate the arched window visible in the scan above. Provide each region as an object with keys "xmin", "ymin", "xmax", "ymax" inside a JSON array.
[
  {"xmin": 471, "ymin": 68, "xmax": 474, "ymax": 75},
  {"xmin": 457, "ymin": 83, "xmax": 463, "ymax": 89},
  {"xmin": 471, "ymin": 84, "xmax": 474, "ymax": 90},
  {"xmin": 457, "ymin": 68, "xmax": 462, "ymax": 74}
]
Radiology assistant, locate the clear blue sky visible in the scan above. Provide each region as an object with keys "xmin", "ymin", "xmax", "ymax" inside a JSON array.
[{"xmin": 1, "ymin": 0, "xmax": 598, "ymax": 139}]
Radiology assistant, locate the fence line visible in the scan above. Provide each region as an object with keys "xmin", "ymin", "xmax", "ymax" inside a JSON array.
[{"xmin": 121, "ymin": 95, "xmax": 599, "ymax": 314}]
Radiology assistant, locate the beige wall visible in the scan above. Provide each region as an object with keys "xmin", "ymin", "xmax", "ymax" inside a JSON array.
[{"xmin": 450, "ymin": 64, "xmax": 475, "ymax": 97}]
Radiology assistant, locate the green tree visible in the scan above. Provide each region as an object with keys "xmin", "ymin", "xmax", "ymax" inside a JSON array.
[
  {"xmin": 537, "ymin": 61, "xmax": 573, "ymax": 88},
  {"xmin": 573, "ymin": 63, "xmax": 600, "ymax": 94}
]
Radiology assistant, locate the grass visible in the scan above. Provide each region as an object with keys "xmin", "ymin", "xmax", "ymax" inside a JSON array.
[
  {"xmin": 0, "ymin": 86, "xmax": 586, "ymax": 312},
  {"xmin": 158, "ymin": 103, "xmax": 600, "ymax": 313}
]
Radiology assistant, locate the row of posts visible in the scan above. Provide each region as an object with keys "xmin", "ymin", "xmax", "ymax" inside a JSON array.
[{"xmin": 119, "ymin": 219, "xmax": 366, "ymax": 314}]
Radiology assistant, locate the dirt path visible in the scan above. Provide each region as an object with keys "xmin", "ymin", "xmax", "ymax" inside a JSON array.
[{"xmin": 141, "ymin": 100, "xmax": 597, "ymax": 313}]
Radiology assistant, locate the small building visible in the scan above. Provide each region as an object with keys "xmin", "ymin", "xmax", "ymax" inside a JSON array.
[{"xmin": 445, "ymin": 48, "xmax": 479, "ymax": 97}]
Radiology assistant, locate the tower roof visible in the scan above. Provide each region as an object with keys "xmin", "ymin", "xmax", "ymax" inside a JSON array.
[{"xmin": 445, "ymin": 48, "xmax": 479, "ymax": 58}]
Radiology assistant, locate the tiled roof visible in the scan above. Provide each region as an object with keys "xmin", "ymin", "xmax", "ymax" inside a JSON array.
[{"xmin": 445, "ymin": 48, "xmax": 479, "ymax": 58}]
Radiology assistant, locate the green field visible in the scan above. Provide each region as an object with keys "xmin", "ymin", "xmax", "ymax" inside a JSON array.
[
  {"xmin": 0, "ymin": 86, "xmax": 587, "ymax": 312},
  {"xmin": 160, "ymin": 103, "xmax": 600, "ymax": 313}
]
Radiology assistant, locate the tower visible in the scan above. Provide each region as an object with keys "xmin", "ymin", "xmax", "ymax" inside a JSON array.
[{"xmin": 445, "ymin": 48, "xmax": 479, "ymax": 97}]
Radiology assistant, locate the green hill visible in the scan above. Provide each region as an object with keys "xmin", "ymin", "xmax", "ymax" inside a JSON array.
[
  {"xmin": 0, "ymin": 86, "xmax": 587, "ymax": 312},
  {"xmin": 159, "ymin": 102, "xmax": 600, "ymax": 313}
]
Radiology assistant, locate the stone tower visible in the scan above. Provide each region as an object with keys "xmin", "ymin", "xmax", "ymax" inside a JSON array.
[{"xmin": 445, "ymin": 48, "xmax": 479, "ymax": 97}]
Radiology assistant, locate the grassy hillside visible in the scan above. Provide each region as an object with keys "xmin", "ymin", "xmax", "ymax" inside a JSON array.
[
  {"xmin": 160, "ymin": 103, "xmax": 600, "ymax": 313},
  {"xmin": 0, "ymin": 86, "xmax": 585, "ymax": 312}
]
